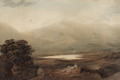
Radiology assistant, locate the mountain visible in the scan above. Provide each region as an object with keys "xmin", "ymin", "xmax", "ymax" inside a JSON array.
[
  {"xmin": 0, "ymin": 23, "xmax": 21, "ymax": 44},
  {"xmin": 22, "ymin": 21, "xmax": 120, "ymax": 54}
]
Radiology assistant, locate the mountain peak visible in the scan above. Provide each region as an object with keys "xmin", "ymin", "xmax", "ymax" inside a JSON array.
[{"xmin": 0, "ymin": 23, "xmax": 21, "ymax": 44}]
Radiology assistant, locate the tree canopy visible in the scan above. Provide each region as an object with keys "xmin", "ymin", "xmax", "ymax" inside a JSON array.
[{"xmin": 0, "ymin": 39, "xmax": 35, "ymax": 66}]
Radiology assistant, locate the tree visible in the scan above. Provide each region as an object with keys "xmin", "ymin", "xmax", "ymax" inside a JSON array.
[
  {"xmin": 0, "ymin": 39, "xmax": 34, "ymax": 65},
  {"xmin": 0, "ymin": 39, "xmax": 38, "ymax": 80}
]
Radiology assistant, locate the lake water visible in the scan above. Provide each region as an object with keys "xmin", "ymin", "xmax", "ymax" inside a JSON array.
[{"xmin": 40, "ymin": 54, "xmax": 83, "ymax": 60}]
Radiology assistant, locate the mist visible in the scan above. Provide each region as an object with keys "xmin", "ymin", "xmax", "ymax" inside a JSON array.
[
  {"xmin": 0, "ymin": 22, "xmax": 21, "ymax": 44},
  {"xmin": 0, "ymin": 0, "xmax": 120, "ymax": 54},
  {"xmin": 22, "ymin": 20, "xmax": 120, "ymax": 54},
  {"xmin": 0, "ymin": 0, "xmax": 120, "ymax": 32}
]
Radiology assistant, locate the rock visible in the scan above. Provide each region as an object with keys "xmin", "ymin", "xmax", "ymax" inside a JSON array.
[{"xmin": 99, "ymin": 64, "xmax": 120, "ymax": 78}]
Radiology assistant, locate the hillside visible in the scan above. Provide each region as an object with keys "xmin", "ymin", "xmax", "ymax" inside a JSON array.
[
  {"xmin": 0, "ymin": 23, "xmax": 21, "ymax": 44},
  {"xmin": 22, "ymin": 21, "xmax": 120, "ymax": 54}
]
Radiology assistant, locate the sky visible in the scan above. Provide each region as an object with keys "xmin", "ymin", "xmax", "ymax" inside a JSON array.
[{"xmin": 0, "ymin": 0, "xmax": 120, "ymax": 32}]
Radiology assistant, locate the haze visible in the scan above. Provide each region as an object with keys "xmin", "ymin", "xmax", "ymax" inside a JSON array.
[
  {"xmin": 0, "ymin": 0, "xmax": 120, "ymax": 32},
  {"xmin": 0, "ymin": 0, "xmax": 120, "ymax": 54}
]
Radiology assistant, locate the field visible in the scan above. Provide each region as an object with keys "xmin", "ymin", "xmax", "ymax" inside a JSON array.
[{"xmin": 30, "ymin": 52, "xmax": 120, "ymax": 80}]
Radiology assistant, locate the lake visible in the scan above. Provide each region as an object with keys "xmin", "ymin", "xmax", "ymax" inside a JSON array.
[{"xmin": 40, "ymin": 54, "xmax": 83, "ymax": 60}]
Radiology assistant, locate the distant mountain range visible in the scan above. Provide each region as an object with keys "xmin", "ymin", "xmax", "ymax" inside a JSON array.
[
  {"xmin": 22, "ymin": 21, "xmax": 120, "ymax": 54},
  {"xmin": 1, "ymin": 21, "xmax": 120, "ymax": 54}
]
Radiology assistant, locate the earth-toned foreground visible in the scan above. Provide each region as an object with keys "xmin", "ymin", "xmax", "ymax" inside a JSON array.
[
  {"xmin": 0, "ymin": 52, "xmax": 120, "ymax": 80},
  {"xmin": 31, "ymin": 52, "xmax": 120, "ymax": 80}
]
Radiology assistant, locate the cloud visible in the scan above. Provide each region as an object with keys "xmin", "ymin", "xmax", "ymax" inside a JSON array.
[
  {"xmin": 2, "ymin": 0, "xmax": 35, "ymax": 7},
  {"xmin": 0, "ymin": 0, "xmax": 120, "ymax": 32},
  {"xmin": 112, "ymin": 0, "xmax": 120, "ymax": 14}
]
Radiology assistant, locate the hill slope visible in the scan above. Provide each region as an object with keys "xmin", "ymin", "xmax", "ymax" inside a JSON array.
[
  {"xmin": 0, "ymin": 23, "xmax": 21, "ymax": 44},
  {"xmin": 23, "ymin": 21, "xmax": 120, "ymax": 54}
]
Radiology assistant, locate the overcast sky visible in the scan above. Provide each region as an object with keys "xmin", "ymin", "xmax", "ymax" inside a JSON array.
[{"xmin": 0, "ymin": 0, "xmax": 120, "ymax": 32}]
